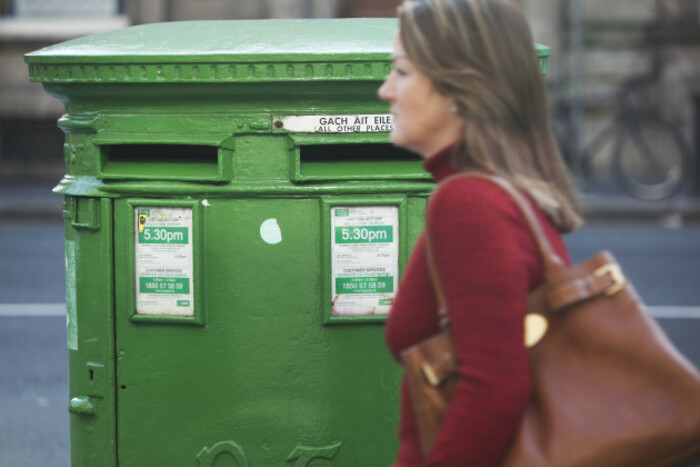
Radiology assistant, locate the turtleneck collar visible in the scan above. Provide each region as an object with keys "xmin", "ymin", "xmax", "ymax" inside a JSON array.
[{"xmin": 422, "ymin": 144, "xmax": 457, "ymax": 183}]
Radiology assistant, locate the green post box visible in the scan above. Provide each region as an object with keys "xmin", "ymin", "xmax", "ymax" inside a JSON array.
[{"xmin": 26, "ymin": 19, "xmax": 551, "ymax": 466}]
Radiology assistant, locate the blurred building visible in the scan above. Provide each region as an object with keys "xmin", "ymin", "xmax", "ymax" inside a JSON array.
[
  {"xmin": 526, "ymin": 0, "xmax": 700, "ymax": 194},
  {"xmin": 1, "ymin": 0, "xmax": 699, "ymax": 193},
  {"xmin": 0, "ymin": 0, "xmax": 126, "ymax": 179}
]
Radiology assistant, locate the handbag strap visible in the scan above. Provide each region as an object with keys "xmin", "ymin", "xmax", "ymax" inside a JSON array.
[{"xmin": 424, "ymin": 172, "xmax": 566, "ymax": 330}]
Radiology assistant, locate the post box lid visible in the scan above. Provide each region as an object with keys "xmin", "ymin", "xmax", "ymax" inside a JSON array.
[
  {"xmin": 26, "ymin": 19, "xmax": 550, "ymax": 84},
  {"xmin": 26, "ymin": 18, "xmax": 399, "ymax": 84}
]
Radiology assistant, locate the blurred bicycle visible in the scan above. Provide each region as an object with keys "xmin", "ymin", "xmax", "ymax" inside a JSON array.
[{"xmin": 554, "ymin": 79, "xmax": 692, "ymax": 200}]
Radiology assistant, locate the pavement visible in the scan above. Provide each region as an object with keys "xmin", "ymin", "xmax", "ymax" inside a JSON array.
[
  {"xmin": 578, "ymin": 191, "xmax": 700, "ymax": 224},
  {"xmin": 2, "ymin": 177, "xmax": 700, "ymax": 223},
  {"xmin": 0, "ymin": 179, "xmax": 64, "ymax": 221}
]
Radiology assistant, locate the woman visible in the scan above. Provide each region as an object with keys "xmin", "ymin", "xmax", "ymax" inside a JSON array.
[{"xmin": 380, "ymin": 0, "xmax": 583, "ymax": 465}]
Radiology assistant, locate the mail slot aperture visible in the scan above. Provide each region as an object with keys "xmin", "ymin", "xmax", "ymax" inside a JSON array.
[
  {"xmin": 295, "ymin": 143, "xmax": 428, "ymax": 181},
  {"xmin": 101, "ymin": 144, "xmax": 219, "ymax": 181}
]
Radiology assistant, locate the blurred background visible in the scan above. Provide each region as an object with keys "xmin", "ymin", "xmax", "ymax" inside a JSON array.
[{"xmin": 1, "ymin": 1, "xmax": 699, "ymax": 466}]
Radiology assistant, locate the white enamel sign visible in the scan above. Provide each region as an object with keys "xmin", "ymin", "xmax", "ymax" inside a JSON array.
[
  {"xmin": 330, "ymin": 206, "xmax": 399, "ymax": 316},
  {"xmin": 134, "ymin": 207, "xmax": 194, "ymax": 316},
  {"xmin": 280, "ymin": 114, "xmax": 393, "ymax": 133}
]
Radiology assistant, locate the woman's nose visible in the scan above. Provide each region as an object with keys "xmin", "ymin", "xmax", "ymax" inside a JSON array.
[{"xmin": 378, "ymin": 74, "xmax": 393, "ymax": 102}]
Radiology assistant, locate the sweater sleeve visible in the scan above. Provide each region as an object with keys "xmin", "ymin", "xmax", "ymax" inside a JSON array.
[{"xmin": 424, "ymin": 179, "xmax": 536, "ymax": 466}]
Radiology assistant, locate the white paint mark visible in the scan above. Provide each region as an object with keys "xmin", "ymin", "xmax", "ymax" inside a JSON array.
[
  {"xmin": 647, "ymin": 306, "xmax": 700, "ymax": 319},
  {"xmin": 202, "ymin": 199, "xmax": 211, "ymax": 207},
  {"xmin": 260, "ymin": 218, "xmax": 282, "ymax": 245},
  {"xmin": 0, "ymin": 304, "xmax": 66, "ymax": 317}
]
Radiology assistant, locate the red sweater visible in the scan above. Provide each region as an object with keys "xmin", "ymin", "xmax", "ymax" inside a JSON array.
[{"xmin": 385, "ymin": 148, "xmax": 570, "ymax": 466}]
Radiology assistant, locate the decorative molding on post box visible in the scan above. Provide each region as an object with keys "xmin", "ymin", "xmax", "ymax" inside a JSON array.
[{"xmin": 27, "ymin": 61, "xmax": 393, "ymax": 84}]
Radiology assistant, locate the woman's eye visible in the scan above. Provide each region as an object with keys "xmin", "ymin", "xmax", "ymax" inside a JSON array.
[{"xmin": 395, "ymin": 68, "xmax": 408, "ymax": 77}]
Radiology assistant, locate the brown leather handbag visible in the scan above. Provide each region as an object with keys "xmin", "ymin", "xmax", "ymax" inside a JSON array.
[{"xmin": 400, "ymin": 172, "xmax": 700, "ymax": 465}]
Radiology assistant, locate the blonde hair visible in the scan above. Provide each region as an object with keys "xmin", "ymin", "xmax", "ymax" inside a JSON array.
[{"xmin": 399, "ymin": 0, "xmax": 583, "ymax": 232}]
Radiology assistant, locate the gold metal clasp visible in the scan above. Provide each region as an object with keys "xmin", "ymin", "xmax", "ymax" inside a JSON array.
[
  {"xmin": 421, "ymin": 363, "xmax": 440, "ymax": 388},
  {"xmin": 524, "ymin": 313, "xmax": 548, "ymax": 348},
  {"xmin": 594, "ymin": 263, "xmax": 626, "ymax": 296}
]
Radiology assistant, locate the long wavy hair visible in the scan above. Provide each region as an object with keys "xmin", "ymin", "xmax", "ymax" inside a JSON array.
[{"xmin": 399, "ymin": 0, "xmax": 583, "ymax": 232}]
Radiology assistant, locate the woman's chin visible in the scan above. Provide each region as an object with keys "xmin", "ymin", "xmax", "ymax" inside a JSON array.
[
  {"xmin": 389, "ymin": 132, "xmax": 407, "ymax": 149},
  {"xmin": 390, "ymin": 136, "xmax": 423, "ymax": 157}
]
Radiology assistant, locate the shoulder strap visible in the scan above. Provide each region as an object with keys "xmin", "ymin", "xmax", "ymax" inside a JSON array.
[{"xmin": 424, "ymin": 172, "xmax": 565, "ymax": 330}]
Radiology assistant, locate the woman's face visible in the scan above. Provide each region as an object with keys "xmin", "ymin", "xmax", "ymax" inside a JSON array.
[{"xmin": 378, "ymin": 35, "xmax": 464, "ymax": 158}]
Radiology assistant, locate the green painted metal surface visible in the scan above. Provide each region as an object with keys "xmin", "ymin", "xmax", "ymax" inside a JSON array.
[{"xmin": 27, "ymin": 19, "xmax": 550, "ymax": 466}]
